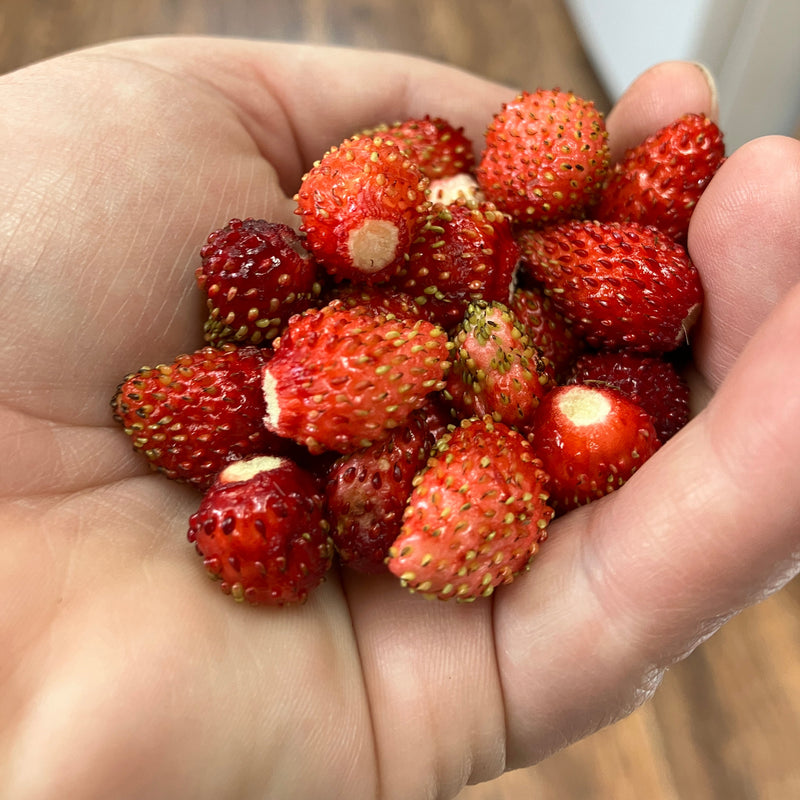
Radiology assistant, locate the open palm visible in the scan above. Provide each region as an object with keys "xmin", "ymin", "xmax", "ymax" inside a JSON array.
[{"xmin": 1, "ymin": 38, "xmax": 799, "ymax": 800}]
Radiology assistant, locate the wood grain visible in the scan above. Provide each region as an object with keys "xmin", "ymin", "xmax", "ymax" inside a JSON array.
[{"xmin": 2, "ymin": 2, "xmax": 798, "ymax": 799}]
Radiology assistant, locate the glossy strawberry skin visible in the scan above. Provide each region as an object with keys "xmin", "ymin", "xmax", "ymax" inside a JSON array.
[
  {"xmin": 392, "ymin": 200, "xmax": 521, "ymax": 329},
  {"xmin": 595, "ymin": 113, "xmax": 725, "ymax": 242},
  {"xmin": 324, "ymin": 411, "xmax": 435, "ymax": 573},
  {"xmin": 187, "ymin": 455, "xmax": 333, "ymax": 606},
  {"xmin": 196, "ymin": 218, "xmax": 322, "ymax": 346},
  {"xmin": 295, "ymin": 134, "xmax": 430, "ymax": 284},
  {"xmin": 528, "ymin": 384, "xmax": 660, "ymax": 513},
  {"xmin": 567, "ymin": 351, "xmax": 691, "ymax": 442},
  {"xmin": 387, "ymin": 416, "xmax": 553, "ymax": 601},
  {"xmin": 111, "ymin": 345, "xmax": 284, "ymax": 491},
  {"xmin": 518, "ymin": 220, "xmax": 703, "ymax": 353},
  {"xmin": 477, "ymin": 89, "xmax": 609, "ymax": 224},
  {"xmin": 262, "ymin": 300, "xmax": 451, "ymax": 454}
]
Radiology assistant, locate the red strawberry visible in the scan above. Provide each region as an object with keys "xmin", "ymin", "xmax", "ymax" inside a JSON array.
[
  {"xmin": 567, "ymin": 351, "xmax": 691, "ymax": 442},
  {"xmin": 262, "ymin": 300, "xmax": 451, "ymax": 454},
  {"xmin": 325, "ymin": 411, "xmax": 435, "ymax": 573},
  {"xmin": 509, "ymin": 284, "xmax": 584, "ymax": 380},
  {"xmin": 387, "ymin": 416, "xmax": 553, "ymax": 600},
  {"xmin": 361, "ymin": 116, "xmax": 476, "ymax": 180},
  {"xmin": 187, "ymin": 455, "xmax": 333, "ymax": 605},
  {"xmin": 295, "ymin": 134, "xmax": 430, "ymax": 284},
  {"xmin": 528, "ymin": 383, "xmax": 660, "ymax": 513},
  {"xmin": 392, "ymin": 200, "xmax": 521, "ymax": 329},
  {"xmin": 326, "ymin": 283, "xmax": 424, "ymax": 321},
  {"xmin": 518, "ymin": 219, "xmax": 703, "ymax": 353},
  {"xmin": 446, "ymin": 300, "xmax": 554, "ymax": 429},
  {"xmin": 476, "ymin": 88, "xmax": 609, "ymax": 224},
  {"xmin": 111, "ymin": 345, "xmax": 284, "ymax": 490},
  {"xmin": 595, "ymin": 113, "xmax": 725, "ymax": 242},
  {"xmin": 196, "ymin": 218, "xmax": 322, "ymax": 346}
]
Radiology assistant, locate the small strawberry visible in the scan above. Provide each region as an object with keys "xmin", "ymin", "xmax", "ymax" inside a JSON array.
[
  {"xmin": 361, "ymin": 116, "xmax": 476, "ymax": 180},
  {"xmin": 567, "ymin": 351, "xmax": 691, "ymax": 442},
  {"xmin": 428, "ymin": 173, "xmax": 483, "ymax": 206},
  {"xmin": 111, "ymin": 345, "xmax": 283, "ymax": 490},
  {"xmin": 445, "ymin": 300, "xmax": 554, "ymax": 429},
  {"xmin": 509, "ymin": 283, "xmax": 584, "ymax": 380},
  {"xmin": 517, "ymin": 219, "xmax": 703, "ymax": 353},
  {"xmin": 387, "ymin": 416, "xmax": 553, "ymax": 600},
  {"xmin": 262, "ymin": 300, "xmax": 451, "ymax": 454},
  {"xmin": 196, "ymin": 218, "xmax": 322, "ymax": 346},
  {"xmin": 595, "ymin": 113, "xmax": 725, "ymax": 242},
  {"xmin": 326, "ymin": 283, "xmax": 424, "ymax": 322},
  {"xmin": 187, "ymin": 455, "xmax": 333, "ymax": 605},
  {"xmin": 325, "ymin": 411, "xmax": 435, "ymax": 573},
  {"xmin": 295, "ymin": 134, "xmax": 430, "ymax": 284},
  {"xmin": 476, "ymin": 88, "xmax": 609, "ymax": 224},
  {"xmin": 528, "ymin": 383, "xmax": 660, "ymax": 513},
  {"xmin": 392, "ymin": 200, "xmax": 521, "ymax": 329}
]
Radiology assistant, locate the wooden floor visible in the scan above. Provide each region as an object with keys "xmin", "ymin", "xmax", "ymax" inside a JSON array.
[{"xmin": 3, "ymin": 2, "xmax": 798, "ymax": 798}]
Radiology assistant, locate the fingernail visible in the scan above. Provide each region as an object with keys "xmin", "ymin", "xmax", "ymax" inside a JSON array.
[{"xmin": 691, "ymin": 61, "xmax": 719, "ymax": 120}]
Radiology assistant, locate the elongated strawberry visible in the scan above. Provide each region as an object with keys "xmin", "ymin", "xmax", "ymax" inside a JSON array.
[
  {"xmin": 446, "ymin": 300, "xmax": 554, "ymax": 429},
  {"xmin": 518, "ymin": 219, "xmax": 703, "ymax": 353},
  {"xmin": 187, "ymin": 455, "xmax": 333, "ymax": 605},
  {"xmin": 262, "ymin": 300, "xmax": 451, "ymax": 454},
  {"xmin": 325, "ymin": 411, "xmax": 435, "ymax": 573},
  {"xmin": 392, "ymin": 200, "xmax": 521, "ymax": 329},
  {"xmin": 295, "ymin": 134, "xmax": 430, "ymax": 284},
  {"xmin": 528, "ymin": 384, "xmax": 660, "ymax": 513},
  {"xmin": 476, "ymin": 88, "xmax": 609, "ymax": 224},
  {"xmin": 595, "ymin": 113, "xmax": 725, "ymax": 242},
  {"xmin": 361, "ymin": 116, "xmax": 476, "ymax": 180},
  {"xmin": 111, "ymin": 345, "xmax": 284, "ymax": 490},
  {"xmin": 387, "ymin": 416, "xmax": 553, "ymax": 600},
  {"xmin": 567, "ymin": 351, "xmax": 690, "ymax": 442},
  {"xmin": 196, "ymin": 218, "xmax": 322, "ymax": 346}
]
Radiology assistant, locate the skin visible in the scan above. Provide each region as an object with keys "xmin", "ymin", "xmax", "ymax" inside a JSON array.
[{"xmin": 1, "ymin": 38, "xmax": 799, "ymax": 800}]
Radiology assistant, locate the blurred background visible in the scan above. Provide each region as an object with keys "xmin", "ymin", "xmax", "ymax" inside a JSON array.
[{"xmin": 2, "ymin": 2, "xmax": 798, "ymax": 798}]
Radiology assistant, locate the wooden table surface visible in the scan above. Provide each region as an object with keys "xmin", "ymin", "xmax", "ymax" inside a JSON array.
[{"xmin": 2, "ymin": 2, "xmax": 798, "ymax": 799}]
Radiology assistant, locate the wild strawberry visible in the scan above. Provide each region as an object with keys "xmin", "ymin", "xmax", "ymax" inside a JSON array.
[
  {"xmin": 476, "ymin": 88, "xmax": 609, "ymax": 224},
  {"xmin": 326, "ymin": 283, "xmax": 424, "ymax": 321},
  {"xmin": 295, "ymin": 134, "xmax": 430, "ymax": 284},
  {"xmin": 509, "ymin": 284, "xmax": 584, "ymax": 380},
  {"xmin": 567, "ymin": 351, "xmax": 690, "ymax": 442},
  {"xmin": 428, "ymin": 173, "xmax": 483, "ymax": 206},
  {"xmin": 517, "ymin": 219, "xmax": 703, "ymax": 353},
  {"xmin": 528, "ymin": 384, "xmax": 660, "ymax": 513},
  {"xmin": 387, "ymin": 416, "xmax": 553, "ymax": 601},
  {"xmin": 261, "ymin": 300, "xmax": 451, "ymax": 454},
  {"xmin": 445, "ymin": 300, "xmax": 554, "ymax": 429},
  {"xmin": 392, "ymin": 200, "xmax": 521, "ymax": 329},
  {"xmin": 361, "ymin": 116, "xmax": 476, "ymax": 180},
  {"xmin": 325, "ymin": 411, "xmax": 435, "ymax": 573},
  {"xmin": 595, "ymin": 113, "xmax": 725, "ymax": 242},
  {"xmin": 111, "ymin": 345, "xmax": 283, "ymax": 490},
  {"xmin": 196, "ymin": 218, "xmax": 322, "ymax": 346},
  {"xmin": 187, "ymin": 455, "xmax": 333, "ymax": 605}
]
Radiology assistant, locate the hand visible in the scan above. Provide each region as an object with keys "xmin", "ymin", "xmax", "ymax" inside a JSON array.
[{"xmin": 1, "ymin": 38, "xmax": 798, "ymax": 800}]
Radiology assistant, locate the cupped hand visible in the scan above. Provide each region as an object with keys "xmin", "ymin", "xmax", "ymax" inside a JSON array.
[{"xmin": 1, "ymin": 38, "xmax": 799, "ymax": 800}]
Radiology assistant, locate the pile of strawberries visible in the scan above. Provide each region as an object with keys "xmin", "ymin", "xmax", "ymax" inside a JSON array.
[{"xmin": 112, "ymin": 89, "xmax": 725, "ymax": 605}]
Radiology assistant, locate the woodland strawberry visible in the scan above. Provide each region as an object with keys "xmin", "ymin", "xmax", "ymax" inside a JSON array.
[
  {"xmin": 595, "ymin": 113, "xmax": 725, "ymax": 242},
  {"xmin": 261, "ymin": 300, "xmax": 451, "ymax": 454},
  {"xmin": 325, "ymin": 410, "xmax": 435, "ymax": 573},
  {"xmin": 111, "ymin": 345, "xmax": 283, "ymax": 490},
  {"xmin": 477, "ymin": 88, "xmax": 609, "ymax": 224},
  {"xmin": 196, "ymin": 218, "xmax": 322, "ymax": 346},
  {"xmin": 392, "ymin": 199, "xmax": 521, "ymax": 329},
  {"xmin": 528, "ymin": 384, "xmax": 660, "ymax": 513},
  {"xmin": 295, "ymin": 134, "xmax": 430, "ymax": 284},
  {"xmin": 187, "ymin": 455, "xmax": 333, "ymax": 605},
  {"xmin": 446, "ymin": 300, "xmax": 554, "ymax": 429},
  {"xmin": 518, "ymin": 219, "xmax": 703, "ymax": 353},
  {"xmin": 568, "ymin": 351, "xmax": 691, "ymax": 442},
  {"xmin": 387, "ymin": 416, "xmax": 553, "ymax": 600}
]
